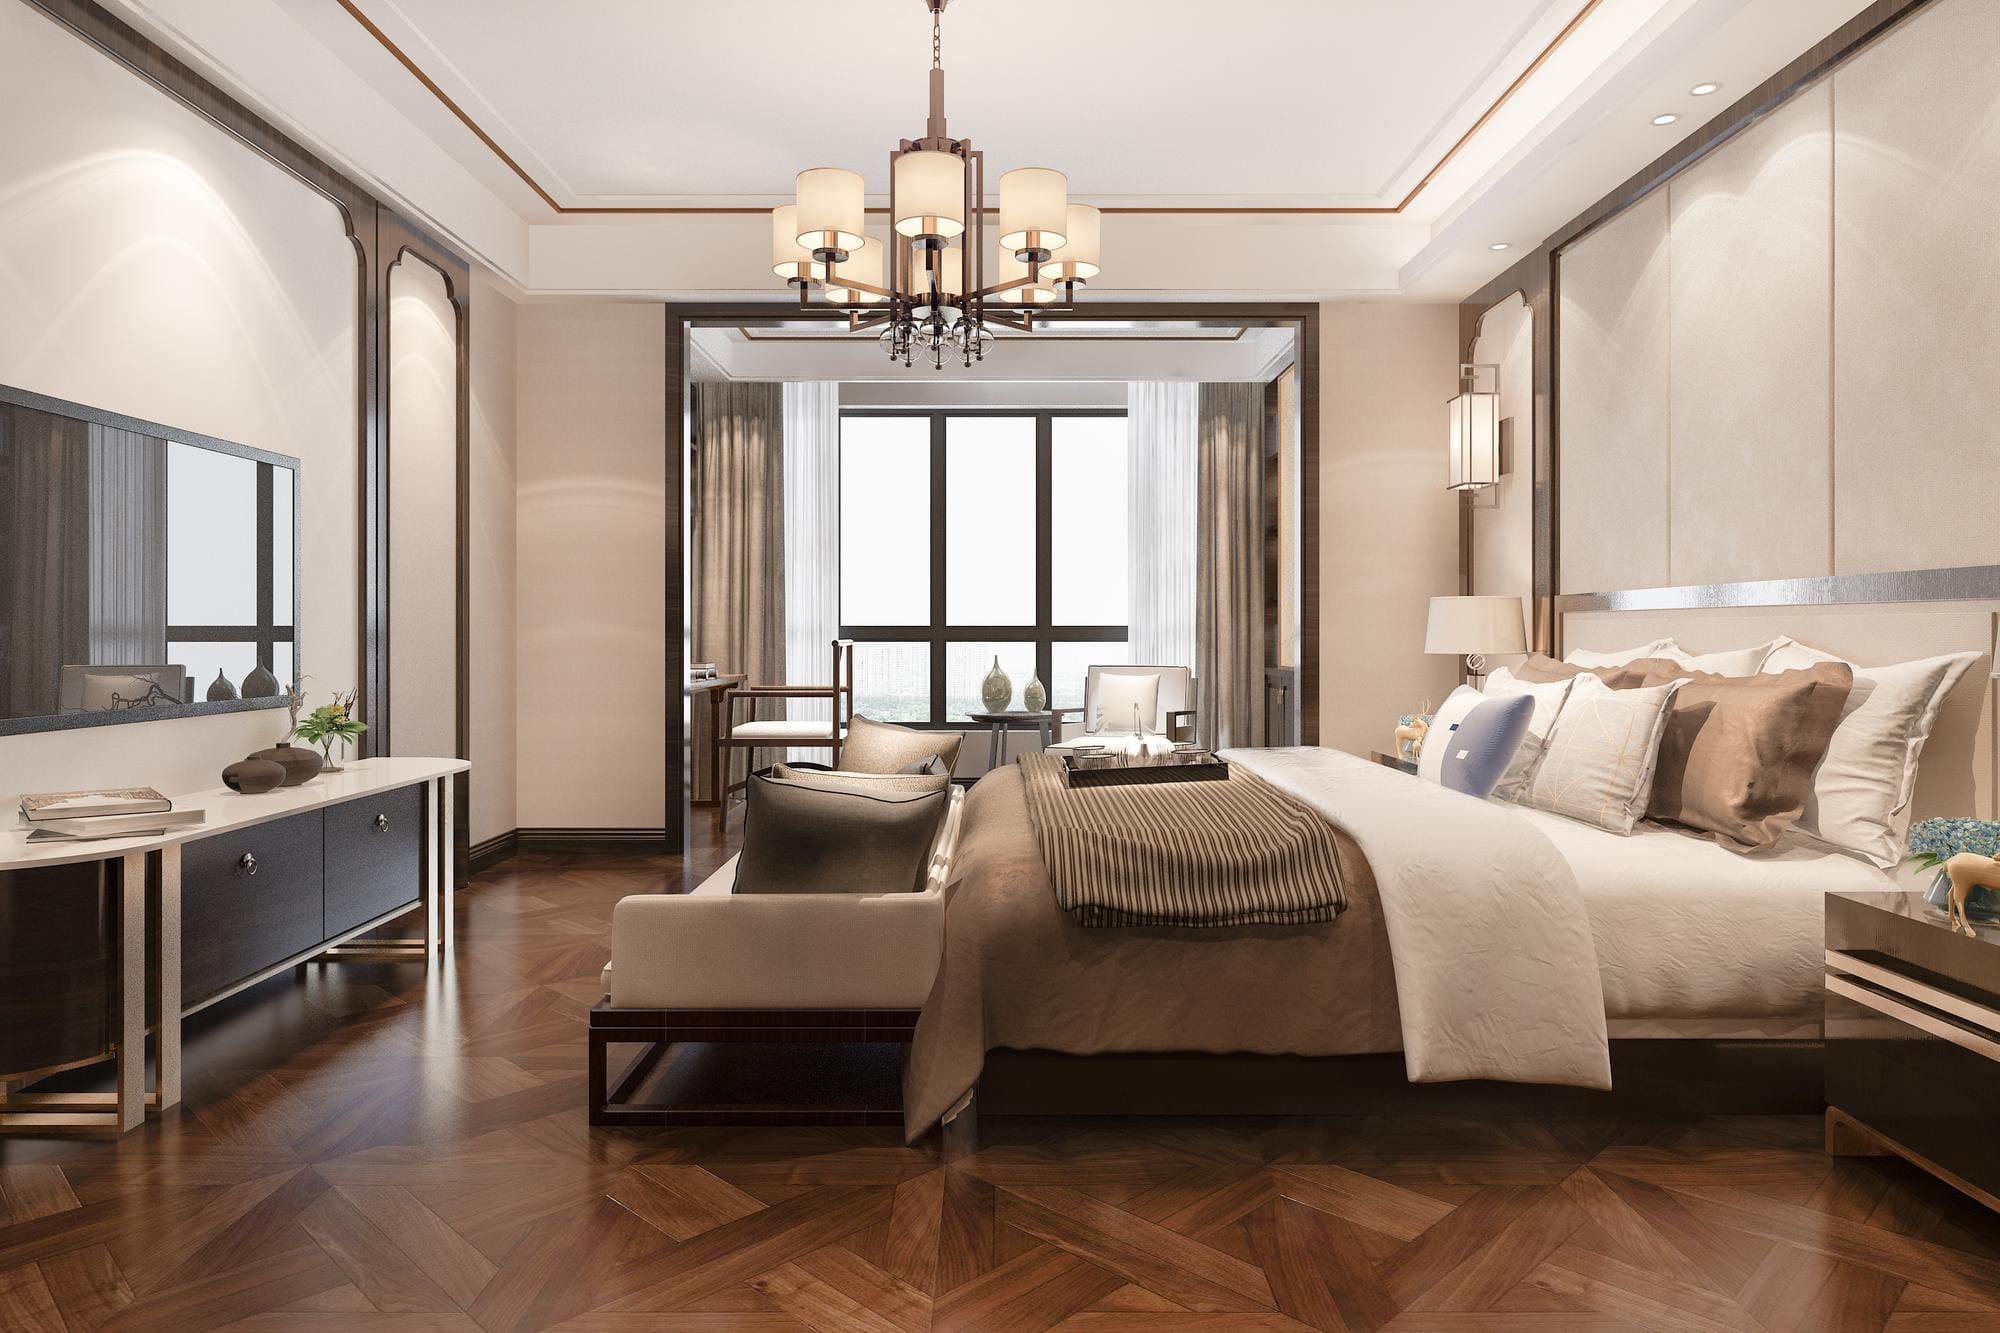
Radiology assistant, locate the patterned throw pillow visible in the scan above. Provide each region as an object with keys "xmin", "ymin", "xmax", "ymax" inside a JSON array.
[{"xmin": 1524, "ymin": 674, "xmax": 1684, "ymax": 833}]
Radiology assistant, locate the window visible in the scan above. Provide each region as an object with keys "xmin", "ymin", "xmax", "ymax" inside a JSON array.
[
  {"xmin": 840, "ymin": 410, "xmax": 1127, "ymax": 724},
  {"xmin": 165, "ymin": 442, "xmax": 296, "ymax": 691}
]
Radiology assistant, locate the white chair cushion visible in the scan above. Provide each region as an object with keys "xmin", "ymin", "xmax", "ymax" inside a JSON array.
[
  {"xmin": 727, "ymin": 719, "xmax": 840, "ymax": 741},
  {"xmin": 1092, "ymin": 672, "xmax": 1161, "ymax": 734}
]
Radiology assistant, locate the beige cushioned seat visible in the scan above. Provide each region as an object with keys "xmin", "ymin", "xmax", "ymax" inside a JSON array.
[
  {"xmin": 726, "ymin": 718, "xmax": 841, "ymax": 741},
  {"xmin": 604, "ymin": 788, "xmax": 963, "ymax": 1009}
]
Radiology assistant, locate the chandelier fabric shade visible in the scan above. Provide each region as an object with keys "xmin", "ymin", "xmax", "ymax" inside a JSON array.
[
  {"xmin": 998, "ymin": 167, "xmax": 1068, "ymax": 256},
  {"xmin": 795, "ymin": 168, "xmax": 866, "ymax": 256},
  {"xmin": 771, "ymin": 0, "xmax": 1099, "ymax": 369},
  {"xmin": 893, "ymin": 150, "xmax": 967, "ymax": 241},
  {"xmin": 824, "ymin": 235, "xmax": 884, "ymax": 305},
  {"xmin": 770, "ymin": 204, "xmax": 824, "ymax": 283}
]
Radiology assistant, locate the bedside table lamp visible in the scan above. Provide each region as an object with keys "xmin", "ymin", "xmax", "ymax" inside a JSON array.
[{"xmin": 1426, "ymin": 595, "xmax": 1527, "ymax": 685}]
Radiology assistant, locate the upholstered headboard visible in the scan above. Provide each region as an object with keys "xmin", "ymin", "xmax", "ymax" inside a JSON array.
[{"xmin": 1560, "ymin": 601, "xmax": 1999, "ymax": 823}]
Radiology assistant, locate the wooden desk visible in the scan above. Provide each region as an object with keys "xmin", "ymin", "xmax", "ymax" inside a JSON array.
[
  {"xmin": 0, "ymin": 757, "xmax": 465, "ymax": 1135},
  {"xmin": 688, "ymin": 674, "xmax": 746, "ymax": 806}
]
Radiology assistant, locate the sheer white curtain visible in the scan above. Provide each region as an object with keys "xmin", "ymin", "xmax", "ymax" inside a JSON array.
[
  {"xmin": 1126, "ymin": 383, "xmax": 1198, "ymax": 674},
  {"xmin": 783, "ymin": 382, "xmax": 841, "ymax": 757}
]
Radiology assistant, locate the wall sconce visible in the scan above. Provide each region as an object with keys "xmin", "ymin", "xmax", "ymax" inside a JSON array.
[{"xmin": 1446, "ymin": 362, "xmax": 1502, "ymax": 492}]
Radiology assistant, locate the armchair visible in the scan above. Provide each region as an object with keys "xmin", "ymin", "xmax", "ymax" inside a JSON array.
[
  {"xmin": 1045, "ymin": 663, "xmax": 1197, "ymax": 756},
  {"xmin": 711, "ymin": 639, "xmax": 854, "ymax": 807}
]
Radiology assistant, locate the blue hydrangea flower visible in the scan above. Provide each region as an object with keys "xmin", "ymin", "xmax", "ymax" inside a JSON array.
[{"xmin": 1909, "ymin": 817, "xmax": 2000, "ymax": 868}]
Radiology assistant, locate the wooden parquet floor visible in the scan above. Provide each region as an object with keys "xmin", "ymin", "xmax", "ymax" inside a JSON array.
[{"xmin": 3, "ymin": 835, "xmax": 2000, "ymax": 1330}]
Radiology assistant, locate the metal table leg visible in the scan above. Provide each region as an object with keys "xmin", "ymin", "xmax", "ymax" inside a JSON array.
[
  {"xmin": 441, "ymin": 772, "xmax": 456, "ymax": 954},
  {"xmin": 155, "ymin": 845, "xmax": 180, "ymax": 1112},
  {"xmin": 425, "ymin": 776, "xmax": 442, "ymax": 955},
  {"xmin": 116, "ymin": 851, "xmax": 145, "ymax": 1132}
]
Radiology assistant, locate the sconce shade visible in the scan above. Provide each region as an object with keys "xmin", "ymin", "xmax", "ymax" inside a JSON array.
[
  {"xmin": 795, "ymin": 168, "xmax": 866, "ymax": 255},
  {"xmin": 893, "ymin": 150, "xmax": 967, "ymax": 241},
  {"xmin": 1447, "ymin": 387, "xmax": 1500, "ymax": 490},
  {"xmin": 1425, "ymin": 596, "xmax": 1528, "ymax": 656},
  {"xmin": 993, "ymin": 248, "xmax": 1056, "ymax": 305},
  {"xmin": 1044, "ymin": 204, "xmax": 1100, "ymax": 282},
  {"xmin": 824, "ymin": 234, "xmax": 884, "ymax": 304},
  {"xmin": 770, "ymin": 205, "xmax": 824, "ymax": 282},
  {"xmin": 998, "ymin": 167, "xmax": 1068, "ymax": 254}
]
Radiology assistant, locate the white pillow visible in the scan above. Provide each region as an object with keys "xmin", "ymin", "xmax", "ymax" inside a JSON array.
[
  {"xmin": 1480, "ymin": 668, "xmax": 1575, "ymax": 802},
  {"xmin": 1760, "ymin": 642, "xmax": 1981, "ymax": 866},
  {"xmin": 1654, "ymin": 638, "xmax": 1793, "ymax": 677},
  {"xmin": 1563, "ymin": 639, "xmax": 1674, "ymax": 669},
  {"xmin": 1090, "ymin": 672, "xmax": 1161, "ymax": 734},
  {"xmin": 1524, "ymin": 674, "xmax": 1683, "ymax": 833},
  {"xmin": 1417, "ymin": 686, "xmax": 1484, "ymax": 785}
]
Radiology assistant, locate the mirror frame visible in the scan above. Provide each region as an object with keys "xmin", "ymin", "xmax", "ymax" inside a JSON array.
[{"xmin": 0, "ymin": 382, "xmax": 302, "ymax": 736}]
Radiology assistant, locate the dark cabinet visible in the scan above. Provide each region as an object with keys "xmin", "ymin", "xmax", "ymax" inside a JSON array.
[
  {"xmin": 324, "ymin": 784, "xmax": 423, "ymax": 936},
  {"xmin": 182, "ymin": 809, "xmax": 326, "ymax": 1006}
]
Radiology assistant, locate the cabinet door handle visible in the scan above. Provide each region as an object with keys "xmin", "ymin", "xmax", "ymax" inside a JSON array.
[
  {"xmin": 238, "ymin": 852, "xmax": 258, "ymax": 876},
  {"xmin": 374, "ymin": 814, "xmax": 390, "ymax": 832}
]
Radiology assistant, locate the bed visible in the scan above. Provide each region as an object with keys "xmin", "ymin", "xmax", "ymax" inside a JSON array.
[{"xmin": 902, "ymin": 599, "xmax": 1997, "ymax": 1141}]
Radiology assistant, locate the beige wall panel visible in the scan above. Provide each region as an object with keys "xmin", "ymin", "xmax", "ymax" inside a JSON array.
[
  {"xmin": 1471, "ymin": 292, "xmax": 1534, "ymax": 635},
  {"xmin": 1668, "ymin": 84, "xmax": 1832, "ymax": 586},
  {"xmin": 468, "ymin": 274, "xmax": 518, "ymax": 844},
  {"xmin": 1557, "ymin": 191, "xmax": 1670, "ymax": 594},
  {"xmin": 1318, "ymin": 302, "xmax": 1462, "ymax": 759},
  {"xmin": 515, "ymin": 302, "xmax": 666, "ymax": 831},
  {"xmin": 1832, "ymin": 0, "xmax": 2000, "ymax": 574},
  {"xmin": 388, "ymin": 260, "xmax": 459, "ymax": 764}
]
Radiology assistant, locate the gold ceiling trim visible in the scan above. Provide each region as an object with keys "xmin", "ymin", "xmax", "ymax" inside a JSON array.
[{"xmin": 338, "ymin": 0, "xmax": 1603, "ymax": 218}]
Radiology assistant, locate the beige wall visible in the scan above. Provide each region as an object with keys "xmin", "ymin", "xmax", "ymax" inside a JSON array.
[
  {"xmin": 1318, "ymin": 303, "xmax": 1462, "ymax": 759},
  {"xmin": 0, "ymin": 2, "xmax": 356, "ymax": 806},
  {"xmin": 469, "ymin": 273, "xmax": 518, "ymax": 844},
  {"xmin": 1470, "ymin": 292, "xmax": 1533, "ymax": 629},
  {"xmin": 388, "ymin": 258, "xmax": 460, "ymax": 762},
  {"xmin": 1559, "ymin": 0, "xmax": 2000, "ymax": 592},
  {"xmin": 515, "ymin": 302, "xmax": 667, "ymax": 829}
]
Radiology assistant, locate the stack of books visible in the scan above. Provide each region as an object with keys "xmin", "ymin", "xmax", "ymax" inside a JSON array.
[{"xmin": 18, "ymin": 788, "xmax": 205, "ymax": 842}]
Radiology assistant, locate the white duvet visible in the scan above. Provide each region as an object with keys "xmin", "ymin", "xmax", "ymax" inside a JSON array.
[{"xmin": 1226, "ymin": 747, "xmax": 1612, "ymax": 1091}]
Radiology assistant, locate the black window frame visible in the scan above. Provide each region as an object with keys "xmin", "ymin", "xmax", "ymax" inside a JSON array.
[
  {"xmin": 838, "ymin": 407, "xmax": 1128, "ymax": 727},
  {"xmin": 163, "ymin": 451, "xmax": 296, "ymax": 678}
]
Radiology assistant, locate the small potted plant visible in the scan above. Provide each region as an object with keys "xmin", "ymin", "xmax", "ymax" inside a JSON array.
[
  {"xmin": 1911, "ymin": 817, "xmax": 2000, "ymax": 923},
  {"xmin": 294, "ymin": 688, "xmax": 368, "ymax": 774}
]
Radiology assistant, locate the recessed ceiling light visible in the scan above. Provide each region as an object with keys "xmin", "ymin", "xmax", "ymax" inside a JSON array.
[
  {"xmin": 1652, "ymin": 113, "xmax": 1680, "ymax": 126},
  {"xmin": 1690, "ymin": 82, "xmax": 1721, "ymax": 96},
  {"xmin": 1489, "ymin": 243, "xmax": 1511, "ymax": 252}
]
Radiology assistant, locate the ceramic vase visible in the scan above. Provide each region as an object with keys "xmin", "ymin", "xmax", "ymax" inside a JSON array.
[
  {"xmin": 980, "ymin": 657, "xmax": 1012, "ymax": 713},
  {"xmin": 206, "ymin": 669, "xmax": 239, "ymax": 702},
  {"xmin": 222, "ymin": 758, "xmax": 286, "ymax": 794},
  {"xmin": 1925, "ymin": 866, "xmax": 2000, "ymax": 922},
  {"xmin": 248, "ymin": 742, "xmax": 323, "ymax": 787},
  {"xmin": 1023, "ymin": 676, "xmax": 1047, "ymax": 713},
  {"xmin": 240, "ymin": 664, "xmax": 279, "ymax": 698}
]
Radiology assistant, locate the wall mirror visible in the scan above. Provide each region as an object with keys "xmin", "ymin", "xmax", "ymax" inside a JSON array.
[{"xmin": 0, "ymin": 383, "xmax": 300, "ymax": 735}]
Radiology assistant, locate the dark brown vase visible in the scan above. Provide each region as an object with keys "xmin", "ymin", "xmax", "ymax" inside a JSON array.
[
  {"xmin": 248, "ymin": 743, "xmax": 323, "ymax": 787},
  {"xmin": 222, "ymin": 758, "xmax": 286, "ymax": 795}
]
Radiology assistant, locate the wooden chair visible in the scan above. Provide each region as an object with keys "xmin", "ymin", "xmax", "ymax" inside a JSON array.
[{"xmin": 712, "ymin": 639, "xmax": 854, "ymax": 807}]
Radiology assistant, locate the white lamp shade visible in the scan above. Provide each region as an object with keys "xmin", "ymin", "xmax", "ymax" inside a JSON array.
[
  {"xmin": 994, "ymin": 248, "xmax": 1056, "ymax": 305},
  {"xmin": 998, "ymin": 167, "xmax": 1068, "ymax": 254},
  {"xmin": 1044, "ymin": 203, "xmax": 1100, "ymax": 282},
  {"xmin": 795, "ymin": 168, "xmax": 866, "ymax": 254},
  {"xmin": 823, "ymin": 234, "xmax": 884, "ymax": 304},
  {"xmin": 769, "ymin": 205, "xmax": 824, "ymax": 281},
  {"xmin": 1447, "ymin": 388, "xmax": 1500, "ymax": 490},
  {"xmin": 893, "ymin": 151, "xmax": 966, "ymax": 241},
  {"xmin": 1424, "ymin": 596, "xmax": 1527, "ymax": 656}
]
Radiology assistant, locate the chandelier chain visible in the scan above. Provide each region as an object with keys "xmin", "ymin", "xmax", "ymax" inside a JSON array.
[{"xmin": 932, "ymin": 10, "xmax": 941, "ymax": 69}]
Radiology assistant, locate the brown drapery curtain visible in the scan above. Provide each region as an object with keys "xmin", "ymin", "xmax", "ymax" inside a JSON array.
[
  {"xmin": 1196, "ymin": 382, "xmax": 1266, "ymax": 750},
  {"xmin": 692, "ymin": 383, "xmax": 787, "ymax": 798},
  {"xmin": 0, "ymin": 405, "xmax": 92, "ymax": 719}
]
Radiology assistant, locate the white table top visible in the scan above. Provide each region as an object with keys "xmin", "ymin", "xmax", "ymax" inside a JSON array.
[{"xmin": 0, "ymin": 756, "xmax": 469, "ymax": 871}]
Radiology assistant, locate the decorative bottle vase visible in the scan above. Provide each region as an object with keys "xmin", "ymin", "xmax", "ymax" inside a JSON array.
[
  {"xmin": 980, "ymin": 657, "xmax": 1013, "ymax": 713},
  {"xmin": 248, "ymin": 742, "xmax": 323, "ymax": 787},
  {"xmin": 240, "ymin": 664, "xmax": 279, "ymax": 698},
  {"xmin": 206, "ymin": 669, "xmax": 239, "ymax": 702},
  {"xmin": 1023, "ymin": 676, "xmax": 1047, "ymax": 713}
]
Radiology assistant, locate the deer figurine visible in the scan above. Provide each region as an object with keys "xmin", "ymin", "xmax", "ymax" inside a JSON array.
[
  {"xmin": 1394, "ymin": 701, "xmax": 1432, "ymax": 761},
  {"xmin": 1943, "ymin": 852, "xmax": 2000, "ymax": 937}
]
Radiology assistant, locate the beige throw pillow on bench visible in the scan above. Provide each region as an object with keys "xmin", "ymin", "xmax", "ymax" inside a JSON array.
[
  {"xmin": 736, "ymin": 769, "xmax": 949, "ymax": 894},
  {"xmin": 839, "ymin": 714, "xmax": 962, "ymax": 776}
]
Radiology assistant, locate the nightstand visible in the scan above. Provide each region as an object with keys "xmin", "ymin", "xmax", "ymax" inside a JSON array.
[
  {"xmin": 1825, "ymin": 890, "xmax": 2000, "ymax": 1213},
  {"xmin": 1370, "ymin": 750, "xmax": 1419, "ymax": 776}
]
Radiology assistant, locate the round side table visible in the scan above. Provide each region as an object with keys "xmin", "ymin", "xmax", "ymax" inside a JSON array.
[{"xmin": 966, "ymin": 711, "xmax": 1054, "ymax": 770}]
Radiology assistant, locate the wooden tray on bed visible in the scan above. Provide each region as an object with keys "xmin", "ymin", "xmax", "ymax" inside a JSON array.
[{"xmin": 1061, "ymin": 755, "xmax": 1230, "ymax": 788}]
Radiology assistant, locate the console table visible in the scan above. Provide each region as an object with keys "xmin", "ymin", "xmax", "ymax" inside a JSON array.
[{"xmin": 0, "ymin": 757, "xmax": 466, "ymax": 1135}]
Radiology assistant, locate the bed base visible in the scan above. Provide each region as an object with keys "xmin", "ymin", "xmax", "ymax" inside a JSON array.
[{"xmin": 587, "ymin": 1001, "xmax": 920, "ymax": 1127}]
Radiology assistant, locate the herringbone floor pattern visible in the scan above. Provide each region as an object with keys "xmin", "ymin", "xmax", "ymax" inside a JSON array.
[{"xmin": 1, "ymin": 838, "xmax": 1998, "ymax": 1330}]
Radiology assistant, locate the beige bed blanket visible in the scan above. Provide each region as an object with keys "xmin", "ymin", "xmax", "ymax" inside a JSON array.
[{"xmin": 903, "ymin": 764, "xmax": 1401, "ymax": 1139}]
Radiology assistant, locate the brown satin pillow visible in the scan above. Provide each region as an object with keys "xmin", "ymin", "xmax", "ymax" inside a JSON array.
[
  {"xmin": 736, "ymin": 772, "xmax": 948, "ymax": 894},
  {"xmin": 1637, "ymin": 662, "xmax": 1855, "ymax": 849},
  {"xmin": 1513, "ymin": 653, "xmax": 1686, "ymax": 690}
]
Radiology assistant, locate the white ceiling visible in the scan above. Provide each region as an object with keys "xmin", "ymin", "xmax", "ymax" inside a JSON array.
[{"xmin": 106, "ymin": 0, "xmax": 1878, "ymax": 300}]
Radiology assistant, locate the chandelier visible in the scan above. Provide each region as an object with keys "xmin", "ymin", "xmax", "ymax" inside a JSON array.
[{"xmin": 770, "ymin": 0, "xmax": 1101, "ymax": 370}]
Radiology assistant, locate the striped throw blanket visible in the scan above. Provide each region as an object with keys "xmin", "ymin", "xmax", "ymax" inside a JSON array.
[{"xmin": 1016, "ymin": 753, "xmax": 1349, "ymax": 927}]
